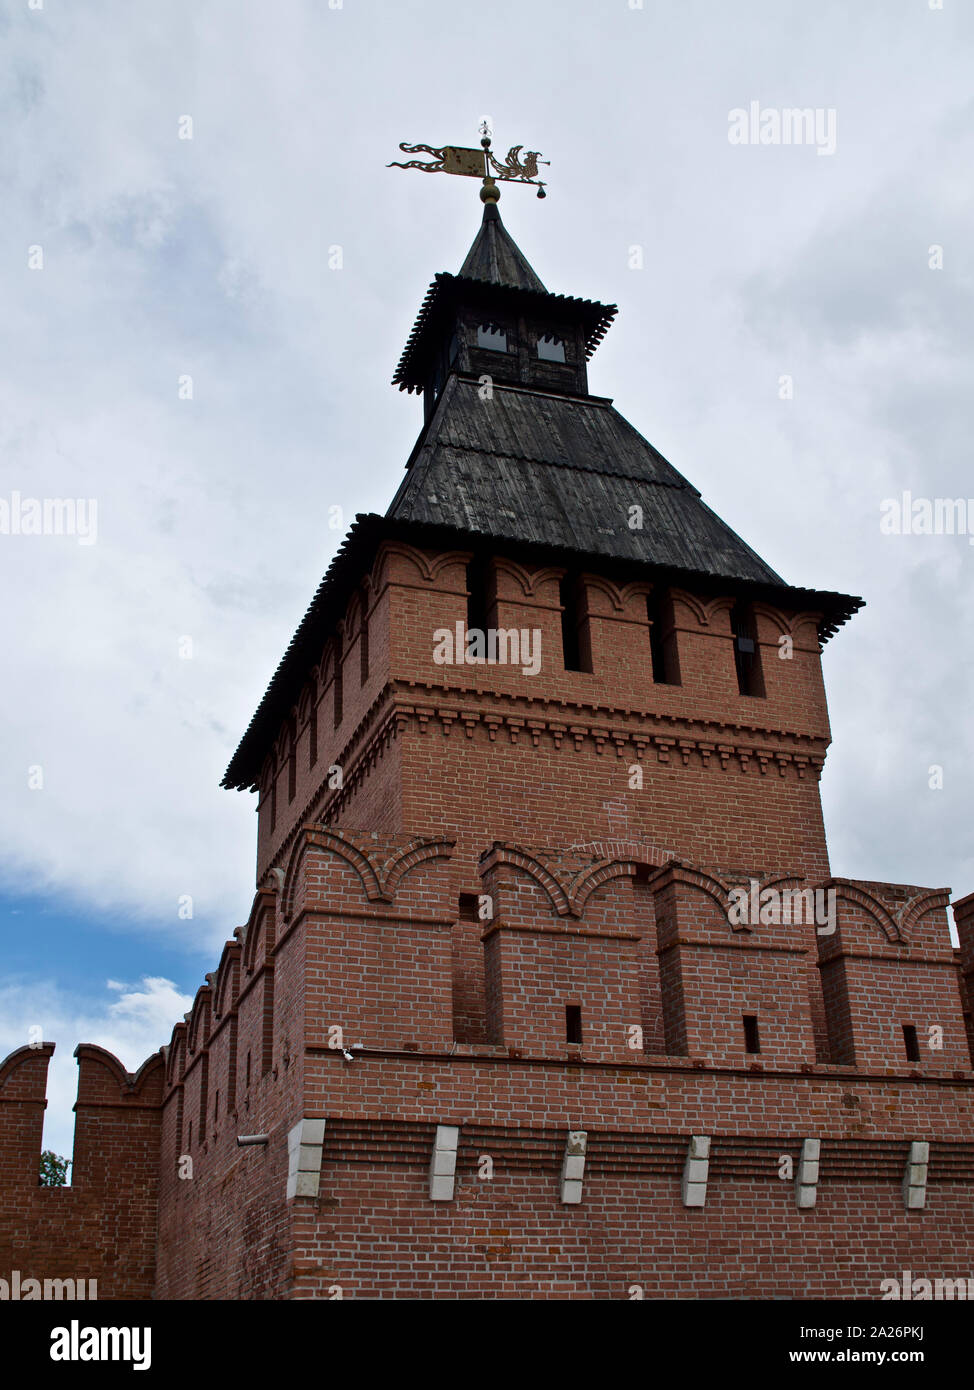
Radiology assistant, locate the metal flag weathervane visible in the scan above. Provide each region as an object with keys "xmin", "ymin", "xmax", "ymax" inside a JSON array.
[{"xmin": 388, "ymin": 120, "xmax": 548, "ymax": 199}]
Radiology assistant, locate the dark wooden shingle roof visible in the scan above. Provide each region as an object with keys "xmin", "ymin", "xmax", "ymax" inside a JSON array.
[
  {"xmin": 458, "ymin": 202, "xmax": 547, "ymax": 291},
  {"xmin": 387, "ymin": 374, "xmax": 784, "ymax": 584}
]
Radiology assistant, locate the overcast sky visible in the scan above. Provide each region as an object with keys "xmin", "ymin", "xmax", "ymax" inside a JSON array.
[{"xmin": 2, "ymin": 0, "xmax": 972, "ymax": 1158}]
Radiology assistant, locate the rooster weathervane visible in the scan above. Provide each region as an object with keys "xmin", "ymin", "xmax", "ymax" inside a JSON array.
[{"xmin": 388, "ymin": 120, "xmax": 548, "ymax": 200}]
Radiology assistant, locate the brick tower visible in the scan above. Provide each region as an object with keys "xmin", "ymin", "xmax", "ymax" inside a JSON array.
[{"xmin": 4, "ymin": 190, "xmax": 973, "ymax": 1301}]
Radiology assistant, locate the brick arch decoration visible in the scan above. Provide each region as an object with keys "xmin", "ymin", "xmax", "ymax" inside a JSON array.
[
  {"xmin": 297, "ymin": 680, "xmax": 315, "ymax": 726},
  {"xmin": 579, "ymin": 574, "xmax": 629, "ymax": 612},
  {"xmin": 373, "ymin": 539, "xmax": 472, "ymax": 586},
  {"xmin": 657, "ymin": 861, "xmax": 738, "ymax": 920},
  {"xmin": 343, "ymin": 589, "xmax": 364, "ymax": 640},
  {"xmin": 897, "ymin": 888, "xmax": 952, "ymax": 937},
  {"xmin": 213, "ymin": 943, "xmax": 241, "ymax": 1020},
  {"xmin": 580, "ymin": 575, "xmax": 652, "ymax": 614},
  {"xmin": 74, "ymin": 1043, "xmax": 164, "ymax": 1099},
  {"xmin": 670, "ymin": 589, "xmax": 736, "ymax": 628},
  {"xmin": 236, "ymin": 889, "xmax": 277, "ymax": 976},
  {"xmin": 751, "ymin": 603, "xmax": 823, "ymax": 642},
  {"xmin": 568, "ymin": 858, "xmax": 639, "ymax": 914},
  {"xmin": 825, "ymin": 879, "xmax": 902, "ymax": 943},
  {"xmin": 281, "ymin": 828, "xmax": 383, "ymax": 920},
  {"xmin": 479, "ymin": 843, "xmax": 575, "ymax": 918},
  {"xmin": 259, "ymin": 752, "xmax": 276, "ymax": 797},
  {"xmin": 322, "ymin": 642, "xmax": 336, "ymax": 685},
  {"xmin": 280, "ymin": 828, "xmax": 456, "ymax": 921},
  {"xmin": 492, "ymin": 557, "xmax": 564, "ymax": 599},
  {"xmin": 377, "ymin": 836, "xmax": 456, "ymax": 900},
  {"xmin": 481, "ymin": 845, "xmax": 738, "ymax": 923},
  {"xmin": 185, "ymin": 986, "xmax": 212, "ymax": 1056},
  {"xmin": 0, "ymin": 1041, "xmax": 55, "ymax": 1091},
  {"xmin": 163, "ymin": 1027, "xmax": 185, "ymax": 1089}
]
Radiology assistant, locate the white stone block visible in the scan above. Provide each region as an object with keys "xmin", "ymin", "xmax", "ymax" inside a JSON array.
[
  {"xmin": 429, "ymin": 1174, "xmax": 456, "ymax": 1202},
  {"xmin": 561, "ymin": 1179, "xmax": 583, "ymax": 1205},
  {"xmin": 430, "ymin": 1148, "xmax": 458, "ymax": 1177},
  {"xmin": 433, "ymin": 1124, "xmax": 459, "ymax": 1152},
  {"xmin": 428, "ymin": 1124, "xmax": 460, "ymax": 1200},
  {"xmin": 562, "ymin": 1153, "xmax": 586, "ymax": 1181},
  {"xmin": 684, "ymin": 1157, "xmax": 709, "ymax": 1184},
  {"xmin": 301, "ymin": 1118, "xmax": 327, "ymax": 1147},
  {"xmin": 682, "ymin": 1180, "xmax": 707, "ymax": 1207},
  {"xmin": 287, "ymin": 1170, "xmax": 320, "ymax": 1200}
]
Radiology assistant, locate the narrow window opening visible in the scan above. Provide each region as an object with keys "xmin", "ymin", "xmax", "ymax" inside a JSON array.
[
  {"xmin": 565, "ymin": 1005, "xmax": 583, "ymax": 1045},
  {"xmin": 214, "ymin": 1090, "xmax": 220, "ymax": 1121},
  {"xmin": 360, "ymin": 613, "xmax": 370, "ymax": 684},
  {"xmin": 466, "ymin": 558, "xmax": 490, "ymax": 634},
  {"xmin": 731, "ymin": 601, "xmax": 765, "ymax": 697},
  {"xmin": 559, "ymin": 575, "xmax": 591, "ymax": 672},
  {"xmin": 560, "ymin": 577, "xmax": 581, "ymax": 669},
  {"xmin": 537, "ymin": 333, "xmax": 566, "ymax": 363},
  {"xmin": 646, "ymin": 592, "xmax": 680, "ymax": 685},
  {"xmin": 309, "ymin": 702, "xmax": 317, "ymax": 769},
  {"xmin": 269, "ymin": 778, "xmax": 277, "ymax": 835},
  {"xmin": 743, "ymin": 1014, "xmax": 761, "ymax": 1054},
  {"xmin": 903, "ymin": 1024, "xmax": 920, "ymax": 1062},
  {"xmin": 477, "ymin": 322, "xmax": 508, "ymax": 352},
  {"xmin": 333, "ymin": 640, "xmax": 343, "ymax": 728},
  {"xmin": 188, "ymin": 1120, "xmax": 193, "ymax": 1150},
  {"xmin": 287, "ymin": 738, "xmax": 296, "ymax": 804},
  {"xmin": 245, "ymin": 1050, "xmax": 251, "ymax": 1089}
]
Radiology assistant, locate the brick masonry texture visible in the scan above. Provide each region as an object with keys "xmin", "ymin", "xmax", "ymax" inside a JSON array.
[{"xmin": 2, "ymin": 545, "xmax": 972, "ymax": 1299}]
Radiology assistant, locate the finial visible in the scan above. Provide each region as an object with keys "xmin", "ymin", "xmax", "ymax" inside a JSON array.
[{"xmin": 388, "ymin": 122, "xmax": 549, "ymax": 200}]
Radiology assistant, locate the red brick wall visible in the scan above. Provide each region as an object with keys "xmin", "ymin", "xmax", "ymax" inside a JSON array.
[
  {"xmin": 0, "ymin": 1043, "xmax": 161, "ymax": 1300},
  {"xmin": 255, "ymin": 544, "xmax": 834, "ymax": 888}
]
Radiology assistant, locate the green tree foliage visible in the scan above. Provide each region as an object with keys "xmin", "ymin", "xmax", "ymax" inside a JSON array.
[{"xmin": 39, "ymin": 1150, "xmax": 71, "ymax": 1186}]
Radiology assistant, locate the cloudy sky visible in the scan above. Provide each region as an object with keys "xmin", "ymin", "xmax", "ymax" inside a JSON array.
[{"xmin": 2, "ymin": 0, "xmax": 971, "ymax": 1159}]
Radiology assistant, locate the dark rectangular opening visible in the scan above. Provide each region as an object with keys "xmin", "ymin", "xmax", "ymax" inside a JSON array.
[
  {"xmin": 743, "ymin": 1014, "xmax": 761, "ymax": 1054},
  {"xmin": 333, "ymin": 639, "xmax": 343, "ymax": 728},
  {"xmin": 731, "ymin": 602, "xmax": 765, "ymax": 697},
  {"xmin": 559, "ymin": 575, "xmax": 591, "ymax": 672},
  {"xmin": 466, "ymin": 558, "xmax": 490, "ymax": 635},
  {"xmin": 903, "ymin": 1024, "xmax": 920, "ymax": 1062},
  {"xmin": 360, "ymin": 614, "xmax": 369, "ymax": 684},
  {"xmin": 565, "ymin": 1005, "xmax": 583, "ymax": 1044},
  {"xmin": 646, "ymin": 591, "xmax": 680, "ymax": 685}
]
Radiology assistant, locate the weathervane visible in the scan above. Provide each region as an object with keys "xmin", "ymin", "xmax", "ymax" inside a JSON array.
[{"xmin": 388, "ymin": 119, "xmax": 548, "ymax": 200}]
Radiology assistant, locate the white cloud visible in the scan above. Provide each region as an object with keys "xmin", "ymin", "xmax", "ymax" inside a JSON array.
[
  {"xmin": 0, "ymin": 1, "xmax": 972, "ymax": 955},
  {"xmin": 0, "ymin": 977, "xmax": 193, "ymax": 1165}
]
